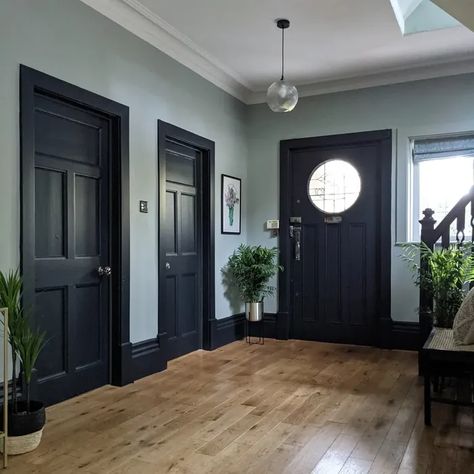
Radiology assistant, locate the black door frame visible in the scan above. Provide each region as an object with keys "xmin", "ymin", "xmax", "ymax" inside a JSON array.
[
  {"xmin": 20, "ymin": 65, "xmax": 132, "ymax": 391},
  {"xmin": 278, "ymin": 130, "xmax": 392, "ymax": 345},
  {"xmin": 157, "ymin": 121, "xmax": 215, "ymax": 357}
]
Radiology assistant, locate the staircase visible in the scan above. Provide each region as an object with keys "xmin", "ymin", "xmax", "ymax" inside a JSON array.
[{"xmin": 419, "ymin": 185, "xmax": 474, "ymax": 350}]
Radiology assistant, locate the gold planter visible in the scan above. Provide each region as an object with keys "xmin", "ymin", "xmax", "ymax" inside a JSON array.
[{"xmin": 245, "ymin": 302, "xmax": 263, "ymax": 322}]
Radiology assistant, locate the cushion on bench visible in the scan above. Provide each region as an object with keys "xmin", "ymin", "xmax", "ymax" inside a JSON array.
[{"xmin": 452, "ymin": 287, "xmax": 474, "ymax": 345}]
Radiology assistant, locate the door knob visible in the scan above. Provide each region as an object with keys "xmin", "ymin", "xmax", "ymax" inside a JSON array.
[
  {"xmin": 165, "ymin": 262, "xmax": 171, "ymax": 270},
  {"xmin": 98, "ymin": 266, "xmax": 112, "ymax": 277}
]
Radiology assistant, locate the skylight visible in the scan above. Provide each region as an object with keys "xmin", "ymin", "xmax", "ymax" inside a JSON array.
[{"xmin": 389, "ymin": 0, "xmax": 459, "ymax": 35}]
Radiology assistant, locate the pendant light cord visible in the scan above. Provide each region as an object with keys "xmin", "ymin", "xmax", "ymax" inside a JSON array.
[{"xmin": 281, "ymin": 26, "xmax": 285, "ymax": 81}]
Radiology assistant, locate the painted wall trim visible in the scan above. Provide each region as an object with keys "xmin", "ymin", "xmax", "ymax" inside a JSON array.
[
  {"xmin": 126, "ymin": 317, "xmax": 418, "ymax": 384},
  {"xmin": 130, "ymin": 338, "xmax": 167, "ymax": 381},
  {"xmin": 79, "ymin": 0, "xmax": 474, "ymax": 105},
  {"xmin": 391, "ymin": 321, "xmax": 420, "ymax": 351},
  {"xmin": 0, "ymin": 379, "xmax": 23, "ymax": 405},
  {"xmin": 209, "ymin": 313, "xmax": 281, "ymax": 350},
  {"xmin": 209, "ymin": 313, "xmax": 245, "ymax": 350}
]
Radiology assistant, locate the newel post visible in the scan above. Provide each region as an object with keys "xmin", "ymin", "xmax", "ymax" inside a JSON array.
[{"xmin": 419, "ymin": 209, "xmax": 436, "ymax": 363}]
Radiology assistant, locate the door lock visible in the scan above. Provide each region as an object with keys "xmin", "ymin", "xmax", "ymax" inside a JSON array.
[
  {"xmin": 98, "ymin": 266, "xmax": 112, "ymax": 277},
  {"xmin": 165, "ymin": 262, "xmax": 171, "ymax": 270}
]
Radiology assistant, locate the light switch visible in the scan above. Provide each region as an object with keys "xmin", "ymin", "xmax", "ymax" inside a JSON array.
[
  {"xmin": 266, "ymin": 219, "xmax": 279, "ymax": 230},
  {"xmin": 139, "ymin": 200, "xmax": 148, "ymax": 213}
]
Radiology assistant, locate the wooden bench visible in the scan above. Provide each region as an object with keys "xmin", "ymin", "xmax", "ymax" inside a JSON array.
[{"xmin": 422, "ymin": 328, "xmax": 474, "ymax": 425}]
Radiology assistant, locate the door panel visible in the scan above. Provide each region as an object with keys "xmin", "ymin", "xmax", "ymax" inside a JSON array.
[
  {"xmin": 34, "ymin": 287, "xmax": 67, "ymax": 382},
  {"xmin": 32, "ymin": 93, "xmax": 110, "ymax": 405},
  {"xmin": 282, "ymin": 132, "xmax": 391, "ymax": 346},
  {"xmin": 162, "ymin": 141, "xmax": 202, "ymax": 361},
  {"xmin": 35, "ymin": 168, "xmax": 66, "ymax": 258}
]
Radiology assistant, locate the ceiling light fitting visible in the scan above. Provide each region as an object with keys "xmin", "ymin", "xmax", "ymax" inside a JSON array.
[{"xmin": 266, "ymin": 18, "xmax": 298, "ymax": 113}]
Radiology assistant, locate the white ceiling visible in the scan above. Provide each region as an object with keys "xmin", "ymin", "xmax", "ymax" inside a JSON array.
[{"xmin": 80, "ymin": 0, "xmax": 474, "ymax": 104}]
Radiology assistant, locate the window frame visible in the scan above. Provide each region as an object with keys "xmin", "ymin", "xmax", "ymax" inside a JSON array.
[{"xmin": 409, "ymin": 132, "xmax": 474, "ymax": 242}]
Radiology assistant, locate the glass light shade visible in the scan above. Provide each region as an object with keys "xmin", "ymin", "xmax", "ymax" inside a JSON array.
[{"xmin": 266, "ymin": 79, "xmax": 298, "ymax": 112}]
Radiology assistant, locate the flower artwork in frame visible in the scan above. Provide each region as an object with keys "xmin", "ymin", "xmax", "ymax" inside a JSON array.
[{"xmin": 221, "ymin": 174, "xmax": 241, "ymax": 234}]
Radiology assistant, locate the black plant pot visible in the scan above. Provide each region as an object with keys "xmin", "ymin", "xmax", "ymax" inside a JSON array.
[
  {"xmin": 0, "ymin": 401, "xmax": 46, "ymax": 454},
  {"xmin": 1, "ymin": 400, "xmax": 46, "ymax": 436}
]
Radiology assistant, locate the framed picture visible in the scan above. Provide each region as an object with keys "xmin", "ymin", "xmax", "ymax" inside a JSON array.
[{"xmin": 221, "ymin": 174, "xmax": 241, "ymax": 234}]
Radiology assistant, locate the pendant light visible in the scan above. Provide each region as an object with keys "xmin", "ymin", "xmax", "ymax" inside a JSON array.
[{"xmin": 266, "ymin": 19, "xmax": 298, "ymax": 113}]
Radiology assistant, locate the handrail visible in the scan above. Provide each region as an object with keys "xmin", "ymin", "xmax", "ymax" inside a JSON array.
[{"xmin": 420, "ymin": 185, "xmax": 474, "ymax": 248}]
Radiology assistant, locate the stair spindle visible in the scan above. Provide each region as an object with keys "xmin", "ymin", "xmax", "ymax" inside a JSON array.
[{"xmin": 456, "ymin": 211, "xmax": 465, "ymax": 245}]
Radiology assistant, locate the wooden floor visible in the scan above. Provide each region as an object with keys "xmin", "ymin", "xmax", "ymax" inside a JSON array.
[{"xmin": 8, "ymin": 339, "xmax": 474, "ymax": 474}]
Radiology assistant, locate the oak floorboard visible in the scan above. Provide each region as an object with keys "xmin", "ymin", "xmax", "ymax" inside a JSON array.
[{"xmin": 4, "ymin": 339, "xmax": 473, "ymax": 474}]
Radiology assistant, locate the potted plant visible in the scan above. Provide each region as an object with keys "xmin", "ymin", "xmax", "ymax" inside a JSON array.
[
  {"xmin": 224, "ymin": 245, "xmax": 282, "ymax": 321},
  {"xmin": 0, "ymin": 270, "xmax": 47, "ymax": 455},
  {"xmin": 402, "ymin": 243, "xmax": 474, "ymax": 328},
  {"xmin": 0, "ymin": 271, "xmax": 23, "ymax": 413}
]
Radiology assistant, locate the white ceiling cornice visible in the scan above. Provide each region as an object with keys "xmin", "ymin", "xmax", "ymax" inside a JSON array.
[
  {"xmin": 79, "ymin": 0, "xmax": 252, "ymax": 103},
  {"xmin": 248, "ymin": 54, "xmax": 474, "ymax": 104},
  {"xmin": 80, "ymin": 0, "xmax": 474, "ymax": 105}
]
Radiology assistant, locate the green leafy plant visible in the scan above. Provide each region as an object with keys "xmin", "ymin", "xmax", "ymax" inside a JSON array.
[
  {"xmin": 401, "ymin": 243, "xmax": 474, "ymax": 327},
  {"xmin": 0, "ymin": 269, "xmax": 25, "ymax": 413},
  {"xmin": 223, "ymin": 245, "xmax": 283, "ymax": 302},
  {"xmin": 0, "ymin": 269, "xmax": 47, "ymax": 414},
  {"xmin": 15, "ymin": 318, "xmax": 46, "ymax": 413}
]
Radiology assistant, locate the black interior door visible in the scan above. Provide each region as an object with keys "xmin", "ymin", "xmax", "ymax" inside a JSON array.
[
  {"xmin": 281, "ymin": 131, "xmax": 391, "ymax": 346},
  {"xmin": 161, "ymin": 140, "xmax": 203, "ymax": 360},
  {"xmin": 32, "ymin": 93, "xmax": 111, "ymax": 405}
]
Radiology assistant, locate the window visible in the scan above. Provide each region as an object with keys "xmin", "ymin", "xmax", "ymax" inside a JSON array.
[
  {"xmin": 412, "ymin": 134, "xmax": 474, "ymax": 241},
  {"xmin": 308, "ymin": 160, "xmax": 361, "ymax": 213}
]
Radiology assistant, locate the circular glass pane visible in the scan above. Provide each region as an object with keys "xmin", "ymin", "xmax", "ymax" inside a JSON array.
[{"xmin": 308, "ymin": 159, "xmax": 361, "ymax": 213}]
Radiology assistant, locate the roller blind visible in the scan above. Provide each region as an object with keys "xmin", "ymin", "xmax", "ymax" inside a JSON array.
[{"xmin": 413, "ymin": 134, "xmax": 474, "ymax": 163}]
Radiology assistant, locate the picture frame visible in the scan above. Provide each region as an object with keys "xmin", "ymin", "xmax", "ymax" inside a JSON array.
[{"xmin": 221, "ymin": 174, "xmax": 241, "ymax": 234}]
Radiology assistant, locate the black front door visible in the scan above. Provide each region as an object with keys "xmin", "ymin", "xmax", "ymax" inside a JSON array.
[
  {"xmin": 280, "ymin": 131, "xmax": 391, "ymax": 345},
  {"xmin": 160, "ymin": 136, "xmax": 203, "ymax": 360},
  {"xmin": 30, "ymin": 91, "xmax": 111, "ymax": 404}
]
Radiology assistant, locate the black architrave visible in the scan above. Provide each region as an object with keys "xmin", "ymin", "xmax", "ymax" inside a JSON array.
[
  {"xmin": 157, "ymin": 121, "xmax": 215, "ymax": 355},
  {"xmin": 20, "ymin": 65, "xmax": 132, "ymax": 388}
]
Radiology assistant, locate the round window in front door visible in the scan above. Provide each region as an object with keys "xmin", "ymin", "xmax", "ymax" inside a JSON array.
[{"xmin": 308, "ymin": 159, "xmax": 361, "ymax": 213}]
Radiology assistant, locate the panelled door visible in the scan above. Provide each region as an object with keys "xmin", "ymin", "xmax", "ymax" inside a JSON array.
[
  {"xmin": 281, "ymin": 131, "xmax": 391, "ymax": 346},
  {"xmin": 161, "ymin": 140, "xmax": 203, "ymax": 360},
  {"xmin": 32, "ymin": 92, "xmax": 111, "ymax": 405}
]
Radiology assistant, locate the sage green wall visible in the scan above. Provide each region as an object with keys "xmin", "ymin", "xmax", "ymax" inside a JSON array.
[
  {"xmin": 0, "ymin": 0, "xmax": 248, "ymax": 343},
  {"xmin": 2, "ymin": 0, "xmax": 474, "ymax": 344},
  {"xmin": 247, "ymin": 74, "xmax": 474, "ymax": 322}
]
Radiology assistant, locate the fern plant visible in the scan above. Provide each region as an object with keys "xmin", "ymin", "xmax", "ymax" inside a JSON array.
[
  {"xmin": 224, "ymin": 245, "xmax": 283, "ymax": 302},
  {"xmin": 401, "ymin": 243, "xmax": 474, "ymax": 327}
]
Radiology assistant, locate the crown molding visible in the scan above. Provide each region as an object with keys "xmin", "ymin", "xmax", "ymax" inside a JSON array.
[
  {"xmin": 80, "ymin": 0, "xmax": 474, "ymax": 106},
  {"xmin": 79, "ymin": 0, "xmax": 252, "ymax": 103},
  {"xmin": 248, "ymin": 55, "xmax": 474, "ymax": 104}
]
